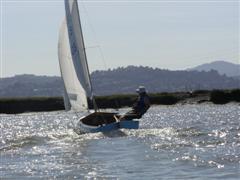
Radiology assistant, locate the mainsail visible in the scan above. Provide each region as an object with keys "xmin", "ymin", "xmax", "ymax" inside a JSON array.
[{"xmin": 58, "ymin": 0, "xmax": 93, "ymax": 111}]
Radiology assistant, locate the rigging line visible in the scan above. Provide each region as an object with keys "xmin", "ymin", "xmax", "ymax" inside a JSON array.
[
  {"xmin": 98, "ymin": 46, "xmax": 108, "ymax": 70},
  {"xmin": 85, "ymin": 45, "xmax": 108, "ymax": 71},
  {"xmin": 80, "ymin": 1, "xmax": 108, "ymax": 71},
  {"xmin": 79, "ymin": 1, "xmax": 108, "ymax": 112},
  {"xmin": 76, "ymin": 1, "xmax": 98, "ymax": 112}
]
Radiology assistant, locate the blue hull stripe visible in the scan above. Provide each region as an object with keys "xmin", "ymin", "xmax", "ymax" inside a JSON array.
[{"xmin": 78, "ymin": 121, "xmax": 139, "ymax": 133}]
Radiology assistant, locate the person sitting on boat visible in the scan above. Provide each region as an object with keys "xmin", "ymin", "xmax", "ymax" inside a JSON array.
[{"xmin": 120, "ymin": 86, "xmax": 150, "ymax": 121}]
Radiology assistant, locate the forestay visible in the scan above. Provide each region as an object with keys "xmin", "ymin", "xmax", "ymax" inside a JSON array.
[{"xmin": 58, "ymin": 0, "xmax": 93, "ymax": 111}]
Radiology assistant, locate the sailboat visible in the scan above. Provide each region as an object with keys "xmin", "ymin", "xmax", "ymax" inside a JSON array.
[{"xmin": 58, "ymin": 0, "xmax": 139, "ymax": 133}]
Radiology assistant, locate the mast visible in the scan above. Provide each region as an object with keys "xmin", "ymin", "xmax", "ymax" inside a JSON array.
[{"xmin": 75, "ymin": 1, "xmax": 98, "ymax": 111}]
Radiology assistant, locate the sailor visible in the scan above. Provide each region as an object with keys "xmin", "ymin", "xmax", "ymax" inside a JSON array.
[{"xmin": 120, "ymin": 86, "xmax": 150, "ymax": 121}]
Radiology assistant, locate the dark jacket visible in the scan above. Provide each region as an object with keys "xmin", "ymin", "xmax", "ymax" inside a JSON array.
[{"xmin": 132, "ymin": 93, "xmax": 150, "ymax": 116}]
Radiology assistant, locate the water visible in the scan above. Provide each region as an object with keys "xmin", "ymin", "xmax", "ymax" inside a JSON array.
[{"xmin": 1, "ymin": 104, "xmax": 239, "ymax": 179}]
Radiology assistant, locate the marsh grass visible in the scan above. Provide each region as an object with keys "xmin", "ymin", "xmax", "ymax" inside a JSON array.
[{"xmin": 0, "ymin": 89, "xmax": 239, "ymax": 114}]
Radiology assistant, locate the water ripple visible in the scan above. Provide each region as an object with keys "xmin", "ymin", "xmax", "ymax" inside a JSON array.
[{"xmin": 0, "ymin": 104, "xmax": 239, "ymax": 179}]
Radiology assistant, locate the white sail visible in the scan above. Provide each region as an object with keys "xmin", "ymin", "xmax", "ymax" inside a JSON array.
[
  {"xmin": 58, "ymin": 0, "xmax": 94, "ymax": 111},
  {"xmin": 64, "ymin": 0, "xmax": 92, "ymax": 98},
  {"xmin": 58, "ymin": 20, "xmax": 88, "ymax": 111}
]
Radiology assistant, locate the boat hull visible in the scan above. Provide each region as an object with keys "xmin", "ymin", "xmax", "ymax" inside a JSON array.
[
  {"xmin": 76, "ymin": 112, "xmax": 139, "ymax": 134},
  {"xmin": 119, "ymin": 120, "xmax": 139, "ymax": 129},
  {"xmin": 77, "ymin": 120, "xmax": 139, "ymax": 134},
  {"xmin": 77, "ymin": 121, "xmax": 119, "ymax": 133}
]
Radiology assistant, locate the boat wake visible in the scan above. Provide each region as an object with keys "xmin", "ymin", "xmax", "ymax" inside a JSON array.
[{"xmin": 0, "ymin": 135, "xmax": 47, "ymax": 152}]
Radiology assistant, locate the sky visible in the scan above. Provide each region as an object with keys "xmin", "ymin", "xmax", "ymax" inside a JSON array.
[{"xmin": 0, "ymin": 0, "xmax": 239, "ymax": 77}]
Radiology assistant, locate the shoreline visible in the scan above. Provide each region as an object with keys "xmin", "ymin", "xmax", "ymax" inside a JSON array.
[{"xmin": 0, "ymin": 89, "xmax": 239, "ymax": 114}]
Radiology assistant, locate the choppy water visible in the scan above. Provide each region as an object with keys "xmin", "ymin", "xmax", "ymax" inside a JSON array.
[{"xmin": 0, "ymin": 104, "xmax": 239, "ymax": 179}]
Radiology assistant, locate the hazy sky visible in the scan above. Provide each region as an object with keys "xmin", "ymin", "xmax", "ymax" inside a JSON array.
[{"xmin": 1, "ymin": 0, "xmax": 239, "ymax": 77}]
